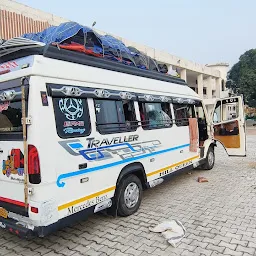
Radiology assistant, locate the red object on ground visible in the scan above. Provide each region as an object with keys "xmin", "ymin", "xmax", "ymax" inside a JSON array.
[{"xmin": 198, "ymin": 177, "xmax": 208, "ymax": 183}]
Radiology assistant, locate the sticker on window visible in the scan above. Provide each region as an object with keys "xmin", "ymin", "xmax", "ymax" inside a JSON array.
[
  {"xmin": 40, "ymin": 91, "xmax": 48, "ymax": 106},
  {"xmin": 0, "ymin": 101, "xmax": 10, "ymax": 113},
  {"xmin": 59, "ymin": 98, "xmax": 84, "ymax": 121},
  {"xmin": 53, "ymin": 97, "xmax": 91, "ymax": 138}
]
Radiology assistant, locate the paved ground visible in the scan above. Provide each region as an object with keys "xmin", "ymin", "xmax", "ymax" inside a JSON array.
[
  {"xmin": 247, "ymin": 127, "xmax": 256, "ymax": 135},
  {"xmin": 1, "ymin": 135, "xmax": 256, "ymax": 256}
]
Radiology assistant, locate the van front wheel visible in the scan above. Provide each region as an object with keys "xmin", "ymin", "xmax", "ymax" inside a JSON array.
[
  {"xmin": 116, "ymin": 174, "xmax": 142, "ymax": 217},
  {"xmin": 202, "ymin": 146, "xmax": 215, "ymax": 170}
]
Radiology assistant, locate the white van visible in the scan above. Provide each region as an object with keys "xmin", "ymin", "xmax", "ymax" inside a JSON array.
[{"xmin": 0, "ymin": 38, "xmax": 246, "ymax": 238}]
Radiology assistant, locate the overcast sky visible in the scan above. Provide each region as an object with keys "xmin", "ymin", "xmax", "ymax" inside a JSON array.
[{"xmin": 16, "ymin": 0, "xmax": 256, "ymax": 68}]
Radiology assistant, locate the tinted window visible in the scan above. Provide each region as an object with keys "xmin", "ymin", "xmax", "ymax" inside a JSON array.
[
  {"xmin": 0, "ymin": 101, "xmax": 22, "ymax": 133},
  {"xmin": 53, "ymin": 97, "xmax": 91, "ymax": 138},
  {"xmin": 95, "ymin": 100, "xmax": 137, "ymax": 134},
  {"xmin": 139, "ymin": 102, "xmax": 172, "ymax": 129},
  {"xmin": 173, "ymin": 104, "xmax": 195, "ymax": 126}
]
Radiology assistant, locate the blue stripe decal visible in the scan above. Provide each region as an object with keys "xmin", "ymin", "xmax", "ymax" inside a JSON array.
[{"xmin": 56, "ymin": 143, "xmax": 190, "ymax": 188}]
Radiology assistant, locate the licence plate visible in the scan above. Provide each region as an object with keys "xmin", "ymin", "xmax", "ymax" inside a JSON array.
[{"xmin": 0, "ymin": 207, "xmax": 8, "ymax": 219}]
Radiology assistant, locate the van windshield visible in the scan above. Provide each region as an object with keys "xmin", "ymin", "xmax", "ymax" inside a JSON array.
[{"xmin": 0, "ymin": 100, "xmax": 22, "ymax": 132}]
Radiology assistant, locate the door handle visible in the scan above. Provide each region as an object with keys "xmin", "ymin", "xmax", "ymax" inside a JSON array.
[{"xmin": 180, "ymin": 150, "xmax": 184, "ymax": 153}]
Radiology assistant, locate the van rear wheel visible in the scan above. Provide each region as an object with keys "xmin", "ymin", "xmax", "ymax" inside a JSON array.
[
  {"xmin": 116, "ymin": 174, "xmax": 142, "ymax": 217},
  {"xmin": 202, "ymin": 146, "xmax": 215, "ymax": 170}
]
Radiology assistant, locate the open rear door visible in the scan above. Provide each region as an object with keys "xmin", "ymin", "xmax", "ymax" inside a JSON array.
[{"xmin": 211, "ymin": 96, "xmax": 246, "ymax": 156}]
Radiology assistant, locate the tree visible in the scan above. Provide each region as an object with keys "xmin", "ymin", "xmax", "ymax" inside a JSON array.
[{"xmin": 226, "ymin": 49, "xmax": 256, "ymax": 107}]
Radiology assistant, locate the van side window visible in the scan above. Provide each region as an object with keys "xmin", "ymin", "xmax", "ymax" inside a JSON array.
[
  {"xmin": 139, "ymin": 102, "xmax": 173, "ymax": 129},
  {"xmin": 52, "ymin": 97, "xmax": 91, "ymax": 138},
  {"xmin": 173, "ymin": 103, "xmax": 195, "ymax": 126},
  {"xmin": 94, "ymin": 99, "xmax": 137, "ymax": 134},
  {"xmin": 0, "ymin": 101, "xmax": 22, "ymax": 133}
]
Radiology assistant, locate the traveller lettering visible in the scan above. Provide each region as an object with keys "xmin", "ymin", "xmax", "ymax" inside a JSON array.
[{"xmin": 86, "ymin": 135, "xmax": 139, "ymax": 148}]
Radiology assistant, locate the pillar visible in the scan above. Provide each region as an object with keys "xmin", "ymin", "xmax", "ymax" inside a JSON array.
[
  {"xmin": 197, "ymin": 74, "xmax": 203, "ymax": 98},
  {"xmin": 180, "ymin": 69, "xmax": 187, "ymax": 82},
  {"xmin": 216, "ymin": 77, "xmax": 221, "ymax": 98},
  {"xmin": 206, "ymin": 76, "xmax": 213, "ymax": 99}
]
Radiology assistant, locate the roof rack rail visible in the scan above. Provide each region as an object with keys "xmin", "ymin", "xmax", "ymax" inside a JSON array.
[
  {"xmin": 0, "ymin": 37, "xmax": 45, "ymax": 58},
  {"xmin": 0, "ymin": 39, "xmax": 187, "ymax": 86}
]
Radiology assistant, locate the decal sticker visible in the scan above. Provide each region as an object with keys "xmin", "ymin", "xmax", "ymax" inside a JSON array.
[
  {"xmin": 2, "ymin": 149, "xmax": 24, "ymax": 182},
  {"xmin": 57, "ymin": 142, "xmax": 191, "ymax": 188},
  {"xmin": 0, "ymin": 101, "xmax": 10, "ymax": 112},
  {"xmin": 59, "ymin": 135, "xmax": 162, "ymax": 162},
  {"xmin": 63, "ymin": 121, "xmax": 85, "ymax": 134},
  {"xmin": 63, "ymin": 127, "xmax": 86, "ymax": 134},
  {"xmin": 0, "ymin": 61, "xmax": 18, "ymax": 71},
  {"xmin": 174, "ymin": 160, "xmax": 193, "ymax": 171},
  {"xmin": 67, "ymin": 194, "xmax": 109, "ymax": 215},
  {"xmin": 224, "ymin": 98, "xmax": 238, "ymax": 104},
  {"xmin": 0, "ymin": 56, "xmax": 34, "ymax": 73},
  {"xmin": 63, "ymin": 121, "xmax": 84, "ymax": 127},
  {"xmin": 40, "ymin": 91, "xmax": 48, "ymax": 106},
  {"xmin": 159, "ymin": 160, "xmax": 193, "ymax": 177},
  {"xmin": 59, "ymin": 98, "xmax": 83, "ymax": 121},
  {"xmin": 54, "ymin": 98, "xmax": 89, "ymax": 137}
]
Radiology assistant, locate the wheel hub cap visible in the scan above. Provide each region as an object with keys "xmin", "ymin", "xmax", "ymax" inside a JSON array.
[
  {"xmin": 124, "ymin": 182, "xmax": 139, "ymax": 208},
  {"xmin": 208, "ymin": 151, "xmax": 214, "ymax": 166}
]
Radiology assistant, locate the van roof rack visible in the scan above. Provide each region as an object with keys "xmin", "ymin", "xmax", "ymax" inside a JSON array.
[
  {"xmin": 0, "ymin": 37, "xmax": 45, "ymax": 58},
  {"xmin": 0, "ymin": 38, "xmax": 187, "ymax": 86}
]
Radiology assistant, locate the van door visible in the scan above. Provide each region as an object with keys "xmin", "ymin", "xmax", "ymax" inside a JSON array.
[
  {"xmin": 0, "ymin": 80, "xmax": 28, "ymax": 216},
  {"xmin": 211, "ymin": 96, "xmax": 246, "ymax": 156}
]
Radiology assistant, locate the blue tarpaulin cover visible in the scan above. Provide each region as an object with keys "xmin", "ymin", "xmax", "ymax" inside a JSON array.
[{"xmin": 22, "ymin": 21, "xmax": 164, "ymax": 72}]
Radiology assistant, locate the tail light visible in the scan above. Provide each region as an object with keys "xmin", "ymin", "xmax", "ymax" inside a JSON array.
[{"xmin": 28, "ymin": 145, "xmax": 41, "ymax": 184}]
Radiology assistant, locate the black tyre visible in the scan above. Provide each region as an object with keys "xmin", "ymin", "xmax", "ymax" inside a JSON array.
[
  {"xmin": 202, "ymin": 146, "xmax": 215, "ymax": 170},
  {"xmin": 116, "ymin": 174, "xmax": 142, "ymax": 217}
]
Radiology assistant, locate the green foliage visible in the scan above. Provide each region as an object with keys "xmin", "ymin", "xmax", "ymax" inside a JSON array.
[{"xmin": 227, "ymin": 49, "xmax": 256, "ymax": 107}]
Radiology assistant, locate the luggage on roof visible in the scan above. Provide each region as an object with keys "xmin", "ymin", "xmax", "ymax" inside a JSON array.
[{"xmin": 21, "ymin": 21, "xmax": 171, "ymax": 74}]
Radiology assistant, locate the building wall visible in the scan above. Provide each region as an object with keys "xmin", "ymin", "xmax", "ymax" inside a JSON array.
[{"xmin": 0, "ymin": 9, "xmax": 50, "ymax": 39}]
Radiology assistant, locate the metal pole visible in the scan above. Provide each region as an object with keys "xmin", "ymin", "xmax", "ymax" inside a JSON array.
[{"xmin": 21, "ymin": 81, "xmax": 28, "ymax": 209}]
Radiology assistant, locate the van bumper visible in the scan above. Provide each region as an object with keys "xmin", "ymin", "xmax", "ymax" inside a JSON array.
[{"xmin": 0, "ymin": 216, "xmax": 34, "ymax": 238}]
